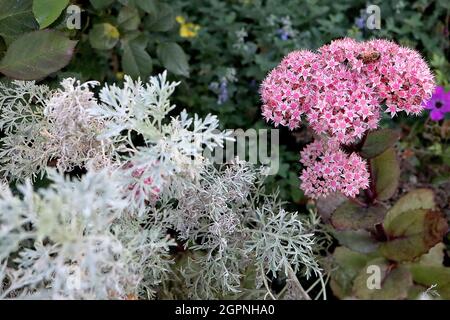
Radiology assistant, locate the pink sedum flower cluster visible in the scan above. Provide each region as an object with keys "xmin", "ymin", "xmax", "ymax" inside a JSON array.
[
  {"xmin": 261, "ymin": 38, "xmax": 435, "ymax": 199},
  {"xmin": 300, "ymin": 140, "xmax": 370, "ymax": 198}
]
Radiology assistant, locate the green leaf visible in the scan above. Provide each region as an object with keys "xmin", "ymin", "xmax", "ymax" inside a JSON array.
[
  {"xmin": 407, "ymin": 284, "xmax": 431, "ymax": 300},
  {"xmin": 380, "ymin": 190, "xmax": 448, "ymax": 262},
  {"xmin": 418, "ymin": 243, "xmax": 446, "ymax": 266},
  {"xmin": 0, "ymin": 37, "xmax": 6, "ymax": 60},
  {"xmin": 330, "ymin": 247, "xmax": 377, "ymax": 299},
  {"xmin": 316, "ymin": 192, "xmax": 347, "ymax": 222},
  {"xmin": 332, "ymin": 229, "xmax": 379, "ymax": 253},
  {"xmin": 442, "ymin": 146, "xmax": 450, "ymax": 166},
  {"xmin": 353, "ymin": 258, "xmax": 413, "ymax": 300},
  {"xmin": 384, "ymin": 189, "xmax": 435, "ymax": 227},
  {"xmin": 0, "ymin": 0, "xmax": 38, "ymax": 44},
  {"xmin": 118, "ymin": 0, "xmax": 135, "ymax": 5},
  {"xmin": 381, "ymin": 209, "xmax": 448, "ymax": 262},
  {"xmin": 135, "ymin": 0, "xmax": 157, "ymax": 14},
  {"xmin": 408, "ymin": 265, "xmax": 450, "ymax": 299},
  {"xmin": 432, "ymin": 173, "xmax": 450, "ymax": 186},
  {"xmin": 144, "ymin": 3, "xmax": 175, "ymax": 32},
  {"xmin": 331, "ymin": 200, "xmax": 386, "ymax": 231},
  {"xmin": 33, "ymin": 0, "xmax": 69, "ymax": 29},
  {"xmin": 437, "ymin": 0, "xmax": 450, "ymax": 9},
  {"xmin": 371, "ymin": 147, "xmax": 399, "ymax": 201},
  {"xmin": 0, "ymin": 30, "xmax": 77, "ymax": 80},
  {"xmin": 156, "ymin": 42, "xmax": 189, "ymax": 77},
  {"xmin": 360, "ymin": 129, "xmax": 400, "ymax": 159},
  {"xmin": 89, "ymin": 23, "xmax": 120, "ymax": 50},
  {"xmin": 121, "ymin": 35, "xmax": 152, "ymax": 79},
  {"xmin": 90, "ymin": 0, "xmax": 115, "ymax": 10},
  {"xmin": 118, "ymin": 6, "xmax": 141, "ymax": 31}
]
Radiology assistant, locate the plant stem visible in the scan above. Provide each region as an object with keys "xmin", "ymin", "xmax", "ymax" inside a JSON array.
[
  {"xmin": 344, "ymin": 130, "xmax": 369, "ymax": 153},
  {"xmin": 364, "ymin": 158, "xmax": 377, "ymax": 204},
  {"xmin": 286, "ymin": 265, "xmax": 311, "ymax": 300},
  {"xmin": 260, "ymin": 264, "xmax": 277, "ymax": 300},
  {"xmin": 356, "ymin": 130, "xmax": 369, "ymax": 152}
]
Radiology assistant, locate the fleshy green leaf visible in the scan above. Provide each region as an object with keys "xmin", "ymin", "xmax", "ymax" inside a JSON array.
[
  {"xmin": 0, "ymin": 0, "xmax": 38, "ymax": 44},
  {"xmin": 353, "ymin": 258, "xmax": 413, "ymax": 300},
  {"xmin": 0, "ymin": 30, "xmax": 77, "ymax": 80},
  {"xmin": 331, "ymin": 200, "xmax": 386, "ymax": 231},
  {"xmin": 333, "ymin": 229, "xmax": 379, "ymax": 253},
  {"xmin": 33, "ymin": 0, "xmax": 69, "ymax": 29},
  {"xmin": 329, "ymin": 247, "xmax": 377, "ymax": 299},
  {"xmin": 156, "ymin": 42, "xmax": 189, "ymax": 77},
  {"xmin": 121, "ymin": 34, "xmax": 152, "ymax": 79},
  {"xmin": 384, "ymin": 188, "xmax": 435, "ymax": 227},
  {"xmin": 380, "ymin": 192, "xmax": 448, "ymax": 262},
  {"xmin": 380, "ymin": 189, "xmax": 447, "ymax": 262},
  {"xmin": 408, "ymin": 265, "xmax": 450, "ymax": 299},
  {"xmin": 418, "ymin": 243, "xmax": 446, "ymax": 266},
  {"xmin": 407, "ymin": 285, "xmax": 430, "ymax": 300},
  {"xmin": 360, "ymin": 129, "xmax": 400, "ymax": 159},
  {"xmin": 316, "ymin": 192, "xmax": 347, "ymax": 223},
  {"xmin": 89, "ymin": 23, "xmax": 120, "ymax": 50},
  {"xmin": 371, "ymin": 147, "xmax": 399, "ymax": 201}
]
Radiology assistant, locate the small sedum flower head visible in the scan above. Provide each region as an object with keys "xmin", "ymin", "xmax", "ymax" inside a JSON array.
[{"xmin": 299, "ymin": 139, "xmax": 370, "ymax": 199}]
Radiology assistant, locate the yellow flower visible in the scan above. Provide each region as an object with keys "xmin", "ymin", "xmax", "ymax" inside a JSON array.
[
  {"xmin": 175, "ymin": 16, "xmax": 186, "ymax": 24},
  {"xmin": 105, "ymin": 23, "xmax": 120, "ymax": 39},
  {"xmin": 115, "ymin": 72, "xmax": 124, "ymax": 80},
  {"xmin": 176, "ymin": 15, "xmax": 200, "ymax": 38}
]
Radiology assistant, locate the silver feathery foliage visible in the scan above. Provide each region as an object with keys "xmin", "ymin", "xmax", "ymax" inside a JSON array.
[{"xmin": 0, "ymin": 73, "xmax": 327, "ymax": 300}]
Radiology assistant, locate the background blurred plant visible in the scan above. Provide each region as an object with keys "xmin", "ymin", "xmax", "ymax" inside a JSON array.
[{"xmin": 0, "ymin": 0, "xmax": 190, "ymax": 81}]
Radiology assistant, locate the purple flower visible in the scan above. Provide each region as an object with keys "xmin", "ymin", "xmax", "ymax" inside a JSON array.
[
  {"xmin": 218, "ymin": 79, "xmax": 228, "ymax": 105},
  {"xmin": 209, "ymin": 79, "xmax": 229, "ymax": 105},
  {"xmin": 276, "ymin": 29, "xmax": 289, "ymax": 41},
  {"xmin": 424, "ymin": 86, "xmax": 450, "ymax": 121},
  {"xmin": 355, "ymin": 17, "xmax": 365, "ymax": 30}
]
